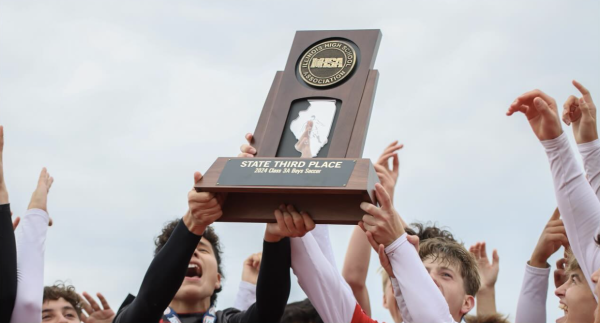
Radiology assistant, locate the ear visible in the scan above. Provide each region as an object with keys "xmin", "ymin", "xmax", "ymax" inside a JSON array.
[
  {"xmin": 215, "ymin": 273, "xmax": 222, "ymax": 290},
  {"xmin": 460, "ymin": 295, "xmax": 475, "ymax": 316}
]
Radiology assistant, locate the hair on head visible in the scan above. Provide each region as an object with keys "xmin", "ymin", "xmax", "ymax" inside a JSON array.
[{"xmin": 43, "ymin": 282, "xmax": 82, "ymax": 318}]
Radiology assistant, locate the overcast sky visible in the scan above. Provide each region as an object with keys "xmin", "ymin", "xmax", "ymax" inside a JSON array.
[{"xmin": 1, "ymin": 0, "xmax": 599, "ymax": 321}]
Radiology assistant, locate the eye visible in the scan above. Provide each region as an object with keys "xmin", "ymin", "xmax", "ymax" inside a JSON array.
[
  {"xmin": 66, "ymin": 313, "xmax": 76, "ymax": 318},
  {"xmin": 199, "ymin": 248, "xmax": 210, "ymax": 254},
  {"xmin": 442, "ymin": 272, "xmax": 453, "ymax": 279}
]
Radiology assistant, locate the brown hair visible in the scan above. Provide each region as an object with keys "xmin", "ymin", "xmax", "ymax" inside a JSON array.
[
  {"xmin": 565, "ymin": 249, "xmax": 580, "ymax": 275},
  {"xmin": 154, "ymin": 219, "xmax": 224, "ymax": 305},
  {"xmin": 407, "ymin": 222, "xmax": 457, "ymax": 243},
  {"xmin": 380, "ymin": 223, "xmax": 457, "ymax": 292},
  {"xmin": 419, "ymin": 237, "xmax": 480, "ymax": 296},
  {"xmin": 464, "ymin": 313, "xmax": 510, "ymax": 323},
  {"xmin": 43, "ymin": 282, "xmax": 82, "ymax": 318}
]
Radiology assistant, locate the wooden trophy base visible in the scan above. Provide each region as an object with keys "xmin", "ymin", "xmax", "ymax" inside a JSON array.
[{"xmin": 195, "ymin": 158, "xmax": 379, "ymax": 224}]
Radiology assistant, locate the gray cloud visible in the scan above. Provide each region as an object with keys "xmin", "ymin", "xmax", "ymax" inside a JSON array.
[{"xmin": 1, "ymin": 0, "xmax": 599, "ymax": 321}]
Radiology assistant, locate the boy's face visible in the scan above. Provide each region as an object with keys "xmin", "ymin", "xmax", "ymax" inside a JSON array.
[
  {"xmin": 592, "ymin": 267, "xmax": 600, "ymax": 323},
  {"xmin": 422, "ymin": 256, "xmax": 474, "ymax": 321},
  {"xmin": 174, "ymin": 239, "xmax": 221, "ymax": 304},
  {"xmin": 42, "ymin": 298, "xmax": 80, "ymax": 323},
  {"xmin": 554, "ymin": 268, "xmax": 595, "ymax": 323},
  {"xmin": 382, "ymin": 279, "xmax": 402, "ymax": 323}
]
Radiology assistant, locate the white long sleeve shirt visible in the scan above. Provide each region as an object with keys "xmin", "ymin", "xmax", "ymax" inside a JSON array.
[
  {"xmin": 514, "ymin": 263, "xmax": 550, "ymax": 323},
  {"xmin": 291, "ymin": 229, "xmax": 359, "ymax": 323},
  {"xmin": 232, "ymin": 281, "xmax": 256, "ymax": 311},
  {"xmin": 291, "ymin": 225, "xmax": 455, "ymax": 323},
  {"xmin": 11, "ymin": 209, "xmax": 49, "ymax": 323},
  {"xmin": 386, "ymin": 234, "xmax": 456, "ymax": 323},
  {"xmin": 542, "ymin": 133, "xmax": 600, "ymax": 297}
]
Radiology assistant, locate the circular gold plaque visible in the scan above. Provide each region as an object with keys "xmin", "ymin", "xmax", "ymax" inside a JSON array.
[{"xmin": 298, "ymin": 40, "xmax": 357, "ymax": 87}]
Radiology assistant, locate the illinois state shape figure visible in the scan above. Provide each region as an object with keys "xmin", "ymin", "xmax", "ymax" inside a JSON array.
[{"xmin": 290, "ymin": 99, "xmax": 336, "ymax": 158}]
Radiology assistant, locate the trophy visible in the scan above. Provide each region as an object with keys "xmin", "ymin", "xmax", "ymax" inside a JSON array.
[{"xmin": 196, "ymin": 30, "xmax": 382, "ymax": 224}]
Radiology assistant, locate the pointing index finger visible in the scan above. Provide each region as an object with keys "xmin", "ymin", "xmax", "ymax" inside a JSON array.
[{"xmin": 573, "ymin": 80, "xmax": 591, "ymax": 97}]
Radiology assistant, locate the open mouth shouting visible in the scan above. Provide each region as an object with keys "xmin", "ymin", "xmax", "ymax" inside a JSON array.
[
  {"xmin": 556, "ymin": 303, "xmax": 568, "ymax": 323},
  {"xmin": 185, "ymin": 263, "xmax": 203, "ymax": 281}
]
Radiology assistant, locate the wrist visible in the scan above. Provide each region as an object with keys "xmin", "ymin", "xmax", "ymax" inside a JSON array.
[
  {"xmin": 478, "ymin": 285, "xmax": 496, "ymax": 294},
  {"xmin": 264, "ymin": 230, "xmax": 282, "ymax": 243},
  {"xmin": 529, "ymin": 257, "xmax": 549, "ymax": 268},
  {"xmin": 385, "ymin": 228, "xmax": 405, "ymax": 246},
  {"xmin": 183, "ymin": 211, "xmax": 207, "ymax": 236}
]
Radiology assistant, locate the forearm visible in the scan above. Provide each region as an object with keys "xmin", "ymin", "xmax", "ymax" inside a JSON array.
[
  {"xmin": 342, "ymin": 226, "xmax": 372, "ymax": 316},
  {"xmin": 114, "ymin": 219, "xmax": 201, "ymax": 323},
  {"xmin": 232, "ymin": 281, "xmax": 256, "ymax": 311},
  {"xmin": 291, "ymin": 232, "xmax": 357, "ymax": 323},
  {"xmin": 476, "ymin": 287, "xmax": 496, "ymax": 316},
  {"xmin": 10, "ymin": 209, "xmax": 49, "ymax": 323},
  {"xmin": 542, "ymin": 133, "xmax": 600, "ymax": 294},
  {"xmin": 579, "ymin": 139, "xmax": 600, "ymax": 198},
  {"xmin": 386, "ymin": 234, "xmax": 455, "ymax": 323},
  {"xmin": 0, "ymin": 204, "xmax": 16, "ymax": 323},
  {"xmin": 243, "ymin": 238, "xmax": 290, "ymax": 322},
  {"xmin": 515, "ymin": 263, "xmax": 549, "ymax": 323}
]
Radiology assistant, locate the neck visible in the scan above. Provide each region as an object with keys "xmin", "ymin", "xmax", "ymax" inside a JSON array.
[{"xmin": 169, "ymin": 296, "xmax": 211, "ymax": 314}]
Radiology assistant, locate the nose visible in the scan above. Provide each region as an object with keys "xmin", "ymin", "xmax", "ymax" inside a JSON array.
[
  {"xmin": 592, "ymin": 267, "xmax": 600, "ymax": 284},
  {"xmin": 555, "ymin": 280, "xmax": 567, "ymax": 298},
  {"xmin": 58, "ymin": 314, "xmax": 70, "ymax": 323}
]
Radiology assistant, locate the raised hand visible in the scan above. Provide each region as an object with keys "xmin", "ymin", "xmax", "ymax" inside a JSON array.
[
  {"xmin": 359, "ymin": 183, "xmax": 406, "ymax": 247},
  {"xmin": 469, "ymin": 242, "xmax": 499, "ymax": 290},
  {"xmin": 265, "ymin": 204, "xmax": 315, "ymax": 242},
  {"xmin": 529, "ymin": 208, "xmax": 569, "ymax": 268},
  {"xmin": 80, "ymin": 292, "xmax": 115, "ymax": 323},
  {"xmin": 0, "ymin": 125, "xmax": 8, "ymax": 204},
  {"xmin": 554, "ymin": 257, "xmax": 568, "ymax": 288},
  {"xmin": 28, "ymin": 168, "xmax": 54, "ymax": 213},
  {"xmin": 242, "ymin": 252, "xmax": 262, "ymax": 285},
  {"xmin": 184, "ymin": 172, "xmax": 224, "ymax": 235},
  {"xmin": 507, "ymin": 89, "xmax": 563, "ymax": 141},
  {"xmin": 562, "ymin": 80, "xmax": 597, "ymax": 144},
  {"xmin": 374, "ymin": 141, "xmax": 403, "ymax": 203},
  {"xmin": 239, "ymin": 133, "xmax": 256, "ymax": 158}
]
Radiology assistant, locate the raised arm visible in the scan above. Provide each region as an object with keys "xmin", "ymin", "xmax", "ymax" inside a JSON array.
[
  {"xmin": 114, "ymin": 172, "xmax": 221, "ymax": 323},
  {"xmin": 258, "ymin": 204, "xmax": 370, "ymax": 323},
  {"xmin": 468, "ymin": 242, "xmax": 499, "ymax": 316},
  {"xmin": 515, "ymin": 208, "xmax": 568, "ymax": 323},
  {"xmin": 360, "ymin": 183, "xmax": 456, "ymax": 323},
  {"xmin": 342, "ymin": 141, "xmax": 403, "ymax": 316},
  {"xmin": 0, "ymin": 125, "xmax": 17, "ymax": 323},
  {"xmin": 509, "ymin": 89, "xmax": 600, "ymax": 294},
  {"xmin": 232, "ymin": 252, "xmax": 260, "ymax": 311},
  {"xmin": 562, "ymin": 81, "xmax": 600, "ymax": 197},
  {"xmin": 226, "ymin": 225, "xmax": 291, "ymax": 323},
  {"xmin": 11, "ymin": 168, "xmax": 53, "ymax": 323}
]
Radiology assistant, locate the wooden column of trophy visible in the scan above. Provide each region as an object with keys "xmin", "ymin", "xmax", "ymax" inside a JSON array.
[{"xmin": 196, "ymin": 29, "xmax": 382, "ymax": 224}]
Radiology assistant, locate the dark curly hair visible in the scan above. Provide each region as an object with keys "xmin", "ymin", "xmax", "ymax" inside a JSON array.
[
  {"xmin": 154, "ymin": 219, "xmax": 224, "ymax": 305},
  {"xmin": 405, "ymin": 222, "xmax": 457, "ymax": 243},
  {"xmin": 43, "ymin": 282, "xmax": 82, "ymax": 318},
  {"xmin": 281, "ymin": 298, "xmax": 323, "ymax": 323}
]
